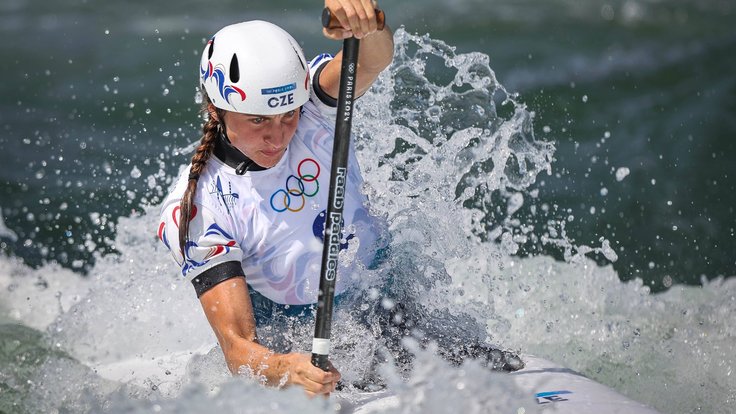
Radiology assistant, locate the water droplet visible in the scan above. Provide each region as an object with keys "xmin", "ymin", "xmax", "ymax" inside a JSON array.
[
  {"xmin": 601, "ymin": 4, "xmax": 615, "ymax": 20},
  {"xmin": 130, "ymin": 166, "xmax": 142, "ymax": 179},
  {"xmin": 663, "ymin": 275, "xmax": 673, "ymax": 288},
  {"xmin": 615, "ymin": 167, "xmax": 630, "ymax": 182}
]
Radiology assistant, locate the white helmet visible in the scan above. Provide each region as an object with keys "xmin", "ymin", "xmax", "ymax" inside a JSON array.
[{"xmin": 199, "ymin": 21, "xmax": 310, "ymax": 115}]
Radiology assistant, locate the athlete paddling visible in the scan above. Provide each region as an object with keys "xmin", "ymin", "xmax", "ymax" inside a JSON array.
[
  {"xmin": 158, "ymin": 1, "xmax": 392, "ymax": 396},
  {"xmin": 158, "ymin": 1, "xmax": 520, "ymax": 397}
]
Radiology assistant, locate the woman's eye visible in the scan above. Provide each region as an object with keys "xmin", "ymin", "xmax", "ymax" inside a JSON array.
[
  {"xmin": 251, "ymin": 117, "xmax": 265, "ymax": 124},
  {"xmin": 285, "ymin": 110, "xmax": 296, "ymax": 118}
]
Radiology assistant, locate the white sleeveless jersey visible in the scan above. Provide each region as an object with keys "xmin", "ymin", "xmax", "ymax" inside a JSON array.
[{"xmin": 158, "ymin": 55, "xmax": 382, "ymax": 305}]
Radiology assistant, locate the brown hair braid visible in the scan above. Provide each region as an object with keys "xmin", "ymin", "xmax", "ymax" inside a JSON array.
[{"xmin": 178, "ymin": 98, "xmax": 225, "ymax": 255}]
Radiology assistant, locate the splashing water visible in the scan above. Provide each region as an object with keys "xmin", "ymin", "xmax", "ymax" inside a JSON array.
[
  {"xmin": 0, "ymin": 208, "xmax": 18, "ymax": 243},
  {"xmin": 0, "ymin": 29, "xmax": 734, "ymax": 414}
]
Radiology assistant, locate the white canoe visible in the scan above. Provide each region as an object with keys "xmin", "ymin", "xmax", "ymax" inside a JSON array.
[{"xmin": 351, "ymin": 355, "xmax": 660, "ymax": 414}]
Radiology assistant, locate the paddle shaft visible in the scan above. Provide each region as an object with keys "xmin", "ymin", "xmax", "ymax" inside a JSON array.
[{"xmin": 311, "ymin": 36, "xmax": 360, "ymax": 371}]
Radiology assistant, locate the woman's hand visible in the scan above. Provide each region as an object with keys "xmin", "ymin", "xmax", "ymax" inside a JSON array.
[
  {"xmin": 323, "ymin": 0, "xmax": 381, "ymax": 39},
  {"xmin": 200, "ymin": 278, "xmax": 342, "ymax": 396},
  {"xmin": 318, "ymin": 0, "xmax": 393, "ymax": 99},
  {"xmin": 198, "ymin": 278, "xmax": 335, "ymax": 395},
  {"xmin": 284, "ymin": 353, "xmax": 342, "ymax": 397}
]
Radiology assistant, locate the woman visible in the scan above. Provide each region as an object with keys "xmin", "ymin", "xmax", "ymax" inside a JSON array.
[{"xmin": 157, "ymin": 1, "xmax": 394, "ymax": 397}]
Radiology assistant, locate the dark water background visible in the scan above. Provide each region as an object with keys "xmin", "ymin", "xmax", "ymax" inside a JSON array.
[{"xmin": 0, "ymin": 0, "xmax": 734, "ymax": 290}]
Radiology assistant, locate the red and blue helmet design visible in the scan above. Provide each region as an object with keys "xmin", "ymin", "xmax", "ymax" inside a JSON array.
[{"xmin": 200, "ymin": 38, "xmax": 247, "ymax": 107}]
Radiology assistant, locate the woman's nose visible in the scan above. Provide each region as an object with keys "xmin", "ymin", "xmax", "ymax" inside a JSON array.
[{"xmin": 264, "ymin": 122, "xmax": 287, "ymax": 147}]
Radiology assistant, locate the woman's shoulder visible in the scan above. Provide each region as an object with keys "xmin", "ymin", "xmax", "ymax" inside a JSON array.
[{"xmin": 160, "ymin": 160, "xmax": 237, "ymax": 211}]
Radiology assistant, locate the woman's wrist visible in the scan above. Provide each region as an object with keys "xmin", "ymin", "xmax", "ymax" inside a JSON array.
[{"xmin": 269, "ymin": 352, "xmax": 296, "ymax": 387}]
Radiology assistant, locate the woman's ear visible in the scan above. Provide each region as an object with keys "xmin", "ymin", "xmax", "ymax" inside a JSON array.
[{"xmin": 207, "ymin": 103, "xmax": 220, "ymax": 123}]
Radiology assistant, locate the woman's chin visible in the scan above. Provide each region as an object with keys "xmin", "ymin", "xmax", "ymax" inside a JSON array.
[{"xmin": 255, "ymin": 153, "xmax": 284, "ymax": 168}]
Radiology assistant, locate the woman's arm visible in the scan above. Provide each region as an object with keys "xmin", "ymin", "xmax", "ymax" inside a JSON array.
[
  {"xmin": 319, "ymin": 0, "xmax": 394, "ymax": 99},
  {"xmin": 199, "ymin": 277, "xmax": 340, "ymax": 396}
]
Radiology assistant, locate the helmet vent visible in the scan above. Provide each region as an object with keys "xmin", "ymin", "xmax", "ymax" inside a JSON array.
[
  {"xmin": 207, "ymin": 39, "xmax": 215, "ymax": 59},
  {"xmin": 291, "ymin": 45, "xmax": 306, "ymax": 70},
  {"xmin": 230, "ymin": 54, "xmax": 240, "ymax": 83}
]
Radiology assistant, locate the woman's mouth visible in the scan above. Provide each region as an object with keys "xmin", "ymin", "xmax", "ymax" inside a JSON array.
[{"xmin": 261, "ymin": 148, "xmax": 284, "ymax": 157}]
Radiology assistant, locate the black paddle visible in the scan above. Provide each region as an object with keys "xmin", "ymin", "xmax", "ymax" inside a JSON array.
[{"xmin": 311, "ymin": 7, "xmax": 385, "ymax": 371}]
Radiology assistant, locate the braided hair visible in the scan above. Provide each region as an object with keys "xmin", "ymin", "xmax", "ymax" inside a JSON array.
[{"xmin": 178, "ymin": 96, "xmax": 225, "ymax": 255}]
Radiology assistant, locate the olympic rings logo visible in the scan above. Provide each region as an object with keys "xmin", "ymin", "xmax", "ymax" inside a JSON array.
[{"xmin": 270, "ymin": 158, "xmax": 321, "ymax": 213}]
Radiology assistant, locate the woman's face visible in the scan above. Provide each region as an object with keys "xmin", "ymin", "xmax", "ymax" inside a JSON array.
[{"xmin": 219, "ymin": 107, "xmax": 300, "ymax": 168}]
